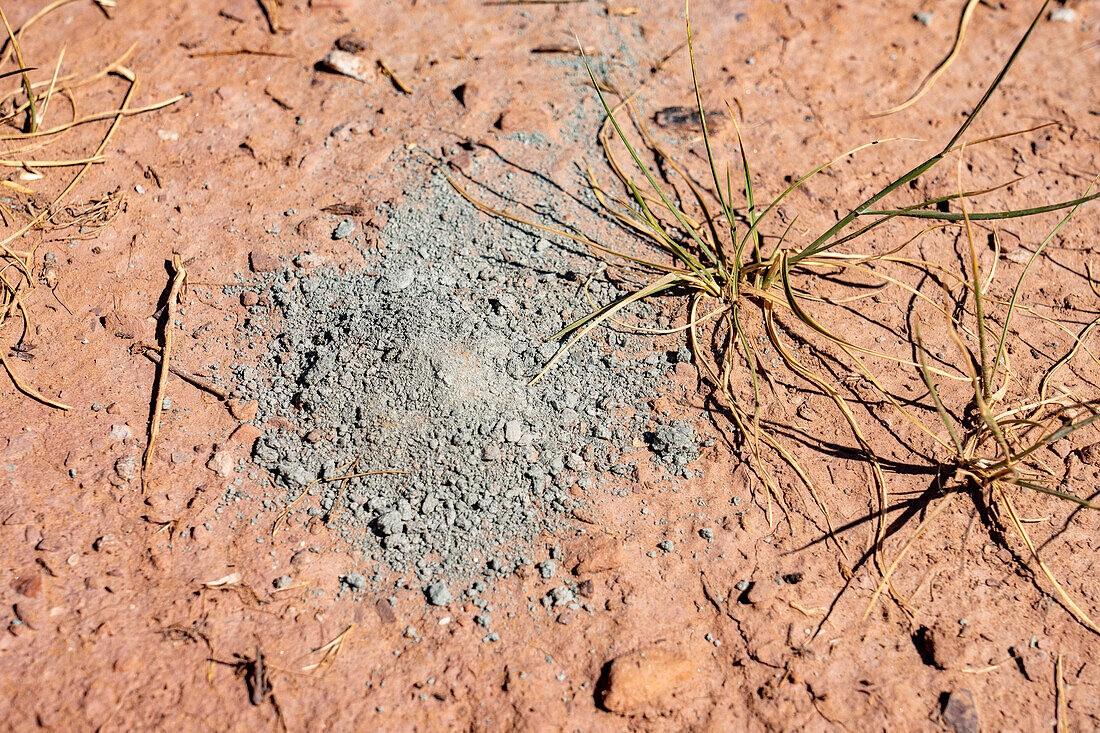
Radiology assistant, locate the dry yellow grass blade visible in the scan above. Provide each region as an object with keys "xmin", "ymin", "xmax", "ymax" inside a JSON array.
[
  {"xmin": 871, "ymin": 0, "xmax": 981, "ymax": 117},
  {"xmin": 1056, "ymin": 653, "xmax": 1067, "ymax": 733},
  {"xmin": 997, "ymin": 485, "xmax": 1100, "ymax": 634},
  {"xmin": 0, "ymin": 350, "xmax": 71, "ymax": 410},
  {"xmin": 300, "ymin": 625, "xmax": 355, "ymax": 673}
]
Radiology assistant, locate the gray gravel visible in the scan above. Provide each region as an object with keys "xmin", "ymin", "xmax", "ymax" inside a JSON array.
[{"xmin": 231, "ymin": 165, "xmax": 702, "ymax": 589}]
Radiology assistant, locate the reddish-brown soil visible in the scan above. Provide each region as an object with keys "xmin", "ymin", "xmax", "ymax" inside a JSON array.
[{"xmin": 2, "ymin": 1, "xmax": 1100, "ymax": 730}]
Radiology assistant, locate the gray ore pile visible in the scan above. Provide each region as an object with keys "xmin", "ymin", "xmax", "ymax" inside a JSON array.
[{"xmin": 231, "ymin": 170, "xmax": 701, "ymax": 588}]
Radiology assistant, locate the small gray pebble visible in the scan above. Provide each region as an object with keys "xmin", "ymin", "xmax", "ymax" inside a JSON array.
[
  {"xmin": 332, "ymin": 218, "xmax": 356, "ymax": 239},
  {"xmin": 426, "ymin": 582, "xmax": 452, "ymax": 606}
]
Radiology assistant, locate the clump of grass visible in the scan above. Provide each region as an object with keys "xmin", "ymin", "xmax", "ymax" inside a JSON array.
[
  {"xmin": 448, "ymin": 0, "xmax": 1098, "ymax": 607},
  {"xmin": 0, "ymin": 3, "xmax": 182, "ymax": 410},
  {"xmin": 859, "ymin": 170, "xmax": 1100, "ymax": 632}
]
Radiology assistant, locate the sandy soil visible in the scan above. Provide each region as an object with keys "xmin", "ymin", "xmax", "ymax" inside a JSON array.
[{"xmin": 2, "ymin": 0, "xmax": 1100, "ymax": 730}]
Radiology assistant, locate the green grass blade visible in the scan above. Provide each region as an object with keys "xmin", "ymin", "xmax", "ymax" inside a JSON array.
[
  {"xmin": 686, "ymin": 7, "xmax": 734, "ymax": 247},
  {"xmin": 994, "ymin": 412, "xmax": 1100, "ymax": 470},
  {"xmin": 791, "ymin": 0, "xmax": 1050, "ymax": 265},
  {"xmin": 1014, "ymin": 479, "xmax": 1099, "ymax": 510},
  {"xmin": 914, "ymin": 321, "xmax": 964, "ymax": 456},
  {"xmin": 579, "ymin": 49, "xmax": 717, "ymax": 283},
  {"xmin": 862, "ymin": 190, "xmax": 1100, "ymax": 221}
]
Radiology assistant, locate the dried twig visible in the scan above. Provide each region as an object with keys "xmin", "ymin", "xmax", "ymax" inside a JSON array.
[
  {"xmin": 143, "ymin": 254, "xmax": 188, "ymax": 472},
  {"xmin": 377, "ymin": 59, "xmax": 413, "ymax": 94},
  {"xmin": 137, "ymin": 343, "xmax": 228, "ymax": 400}
]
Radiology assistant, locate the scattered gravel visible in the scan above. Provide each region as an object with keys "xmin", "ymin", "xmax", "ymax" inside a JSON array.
[{"xmin": 232, "ymin": 169, "xmax": 701, "ymax": 588}]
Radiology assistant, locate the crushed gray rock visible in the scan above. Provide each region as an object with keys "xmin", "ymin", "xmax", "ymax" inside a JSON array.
[
  {"xmin": 231, "ymin": 168, "xmax": 702, "ymax": 587},
  {"xmin": 332, "ymin": 218, "xmax": 355, "ymax": 240},
  {"xmin": 650, "ymin": 420, "xmax": 699, "ymax": 476},
  {"xmin": 342, "ymin": 573, "xmax": 366, "ymax": 591},
  {"xmin": 426, "ymin": 582, "xmax": 453, "ymax": 606}
]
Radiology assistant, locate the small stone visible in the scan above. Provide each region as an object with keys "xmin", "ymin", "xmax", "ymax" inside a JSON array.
[
  {"xmin": 494, "ymin": 107, "xmax": 548, "ymax": 133},
  {"xmin": 375, "ymin": 599, "xmax": 396, "ymax": 624},
  {"xmin": 1011, "ymin": 646, "xmax": 1050, "ymax": 682},
  {"xmin": 657, "ymin": 540, "xmax": 673, "ymax": 552},
  {"xmin": 319, "ymin": 50, "xmax": 373, "ymax": 83},
  {"xmin": 942, "ymin": 689, "xmax": 980, "ymax": 733},
  {"xmin": 332, "ymin": 219, "xmax": 355, "ymax": 240},
  {"xmin": 452, "ymin": 82, "xmax": 479, "ymax": 108},
  {"xmin": 745, "ymin": 579, "xmax": 777, "ymax": 607},
  {"xmin": 699, "ymin": 528, "xmax": 714, "ymax": 541},
  {"xmin": 654, "ymin": 106, "xmax": 725, "ymax": 133},
  {"xmin": 374, "ymin": 510, "xmax": 404, "ymax": 536},
  {"xmin": 249, "ymin": 250, "xmax": 279, "ymax": 273},
  {"xmin": 1049, "ymin": 7, "xmax": 1076, "ymax": 23},
  {"xmin": 13, "ymin": 601, "xmax": 43, "ymax": 630},
  {"xmin": 206, "ymin": 451, "xmax": 235, "ymax": 478},
  {"xmin": 240, "ymin": 292, "xmax": 259, "ymax": 307},
  {"xmin": 227, "ymin": 399, "xmax": 259, "ymax": 421},
  {"xmin": 504, "ymin": 420, "xmax": 523, "ymax": 443},
  {"xmin": 343, "ymin": 573, "xmax": 367, "ymax": 591},
  {"xmin": 109, "ymin": 424, "xmax": 132, "ymax": 441},
  {"xmin": 537, "ymin": 560, "xmax": 556, "ymax": 579},
  {"xmin": 915, "ymin": 623, "xmax": 968, "ymax": 670},
  {"xmin": 573, "ymin": 535, "xmax": 623, "ymax": 574},
  {"xmin": 380, "ymin": 268, "xmax": 415, "ymax": 293},
  {"xmin": 92, "ymin": 534, "xmax": 119, "ymax": 553},
  {"xmin": 114, "ymin": 456, "xmax": 138, "ymax": 481},
  {"xmin": 482, "ymin": 444, "xmax": 502, "ymax": 461},
  {"xmin": 229, "ymin": 423, "xmax": 263, "ymax": 447},
  {"xmin": 426, "ymin": 582, "xmax": 452, "ymax": 606},
  {"xmin": 105, "ymin": 403, "xmax": 121, "ymax": 415},
  {"xmin": 11, "ymin": 574, "xmax": 42, "ymax": 598},
  {"xmin": 548, "ymin": 586, "xmax": 574, "ymax": 606},
  {"xmin": 334, "ymin": 33, "xmax": 368, "ymax": 54},
  {"xmin": 273, "ymin": 575, "xmax": 293, "ymax": 589},
  {"xmin": 600, "ymin": 647, "xmax": 699, "ymax": 715},
  {"xmin": 913, "ymin": 10, "xmax": 934, "ymax": 26}
]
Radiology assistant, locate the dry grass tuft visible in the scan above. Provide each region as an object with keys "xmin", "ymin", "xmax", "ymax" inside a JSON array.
[{"xmin": 0, "ymin": 2, "xmax": 181, "ymax": 410}]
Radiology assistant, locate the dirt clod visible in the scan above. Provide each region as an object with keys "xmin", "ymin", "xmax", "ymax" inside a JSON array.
[
  {"xmin": 227, "ymin": 399, "xmax": 259, "ymax": 421},
  {"xmin": 10, "ymin": 574, "xmax": 42, "ymax": 599},
  {"xmin": 599, "ymin": 646, "xmax": 699, "ymax": 715},
  {"xmin": 942, "ymin": 689, "xmax": 981, "ymax": 733},
  {"xmin": 249, "ymin": 251, "xmax": 279, "ymax": 273},
  {"xmin": 914, "ymin": 623, "xmax": 968, "ymax": 670}
]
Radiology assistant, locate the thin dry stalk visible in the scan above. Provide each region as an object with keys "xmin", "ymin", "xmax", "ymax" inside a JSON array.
[{"xmin": 143, "ymin": 255, "xmax": 188, "ymax": 474}]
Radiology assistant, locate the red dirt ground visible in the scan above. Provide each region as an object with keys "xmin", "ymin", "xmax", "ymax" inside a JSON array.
[{"xmin": 2, "ymin": 0, "xmax": 1100, "ymax": 730}]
